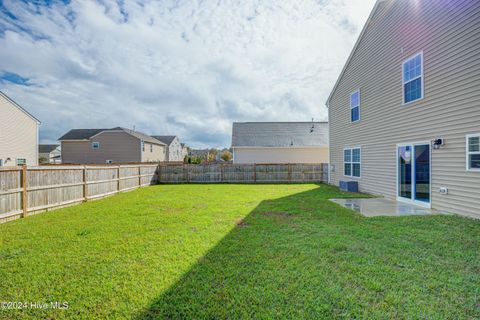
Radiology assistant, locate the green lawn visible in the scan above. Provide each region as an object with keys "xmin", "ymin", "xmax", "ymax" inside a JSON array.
[{"xmin": 0, "ymin": 184, "xmax": 479, "ymax": 319}]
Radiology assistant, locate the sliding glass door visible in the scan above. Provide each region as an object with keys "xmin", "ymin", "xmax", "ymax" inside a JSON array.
[{"xmin": 397, "ymin": 143, "xmax": 430, "ymax": 206}]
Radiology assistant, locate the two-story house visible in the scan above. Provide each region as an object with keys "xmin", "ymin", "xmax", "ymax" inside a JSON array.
[
  {"xmin": 0, "ymin": 91, "xmax": 40, "ymax": 166},
  {"xmin": 152, "ymin": 135, "xmax": 183, "ymax": 162},
  {"xmin": 327, "ymin": 0, "xmax": 480, "ymax": 218},
  {"xmin": 59, "ymin": 127, "xmax": 167, "ymax": 164}
]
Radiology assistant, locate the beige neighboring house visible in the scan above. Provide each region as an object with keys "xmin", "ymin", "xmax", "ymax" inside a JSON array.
[
  {"xmin": 0, "ymin": 91, "xmax": 40, "ymax": 166},
  {"xmin": 231, "ymin": 122, "xmax": 329, "ymax": 164},
  {"xmin": 59, "ymin": 127, "xmax": 167, "ymax": 164},
  {"xmin": 39, "ymin": 144, "xmax": 61, "ymax": 164},
  {"xmin": 152, "ymin": 136, "xmax": 183, "ymax": 162},
  {"xmin": 181, "ymin": 143, "xmax": 189, "ymax": 160},
  {"xmin": 326, "ymin": 0, "xmax": 480, "ymax": 217}
]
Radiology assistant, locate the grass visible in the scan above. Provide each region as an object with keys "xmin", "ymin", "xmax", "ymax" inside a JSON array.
[{"xmin": 0, "ymin": 184, "xmax": 479, "ymax": 319}]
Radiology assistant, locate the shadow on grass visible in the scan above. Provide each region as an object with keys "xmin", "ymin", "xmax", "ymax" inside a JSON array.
[{"xmin": 135, "ymin": 185, "xmax": 480, "ymax": 319}]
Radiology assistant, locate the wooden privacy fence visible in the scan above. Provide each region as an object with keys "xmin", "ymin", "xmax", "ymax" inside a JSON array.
[
  {"xmin": 158, "ymin": 163, "xmax": 328, "ymax": 184},
  {"xmin": 0, "ymin": 164, "xmax": 158, "ymax": 224}
]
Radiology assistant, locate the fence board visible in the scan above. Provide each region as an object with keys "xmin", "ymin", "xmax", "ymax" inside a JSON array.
[
  {"xmin": 158, "ymin": 163, "xmax": 327, "ymax": 184},
  {"xmin": 0, "ymin": 164, "xmax": 159, "ymax": 224}
]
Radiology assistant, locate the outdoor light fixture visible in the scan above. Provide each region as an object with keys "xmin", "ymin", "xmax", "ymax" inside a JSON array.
[{"xmin": 432, "ymin": 138, "xmax": 444, "ymax": 149}]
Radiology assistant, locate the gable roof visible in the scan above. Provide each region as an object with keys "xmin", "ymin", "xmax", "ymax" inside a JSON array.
[
  {"xmin": 231, "ymin": 122, "xmax": 329, "ymax": 148},
  {"xmin": 58, "ymin": 127, "xmax": 166, "ymax": 145},
  {"xmin": 325, "ymin": 0, "xmax": 385, "ymax": 107},
  {"xmin": 39, "ymin": 144, "xmax": 60, "ymax": 153},
  {"xmin": 152, "ymin": 135, "xmax": 177, "ymax": 145},
  {"xmin": 58, "ymin": 128, "xmax": 108, "ymax": 141},
  {"xmin": 0, "ymin": 90, "xmax": 41, "ymax": 124}
]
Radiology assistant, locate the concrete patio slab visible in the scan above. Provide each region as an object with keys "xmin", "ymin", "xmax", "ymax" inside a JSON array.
[{"xmin": 329, "ymin": 198, "xmax": 448, "ymax": 217}]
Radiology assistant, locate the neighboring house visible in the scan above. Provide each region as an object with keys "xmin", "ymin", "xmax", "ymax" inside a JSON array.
[
  {"xmin": 0, "ymin": 91, "xmax": 40, "ymax": 166},
  {"xmin": 59, "ymin": 127, "xmax": 167, "ymax": 164},
  {"xmin": 39, "ymin": 144, "xmax": 61, "ymax": 164},
  {"xmin": 326, "ymin": 0, "xmax": 480, "ymax": 217},
  {"xmin": 231, "ymin": 122, "xmax": 329, "ymax": 164},
  {"xmin": 152, "ymin": 135, "xmax": 183, "ymax": 162},
  {"xmin": 180, "ymin": 143, "xmax": 189, "ymax": 160}
]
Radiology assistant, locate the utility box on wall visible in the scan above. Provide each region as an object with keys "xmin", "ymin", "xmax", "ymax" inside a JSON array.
[{"xmin": 339, "ymin": 180, "xmax": 359, "ymax": 193}]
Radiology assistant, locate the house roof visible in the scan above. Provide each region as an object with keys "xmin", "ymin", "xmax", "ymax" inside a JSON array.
[
  {"xmin": 39, "ymin": 144, "xmax": 59, "ymax": 153},
  {"xmin": 231, "ymin": 122, "xmax": 329, "ymax": 148},
  {"xmin": 58, "ymin": 127, "xmax": 166, "ymax": 145},
  {"xmin": 0, "ymin": 90, "xmax": 41, "ymax": 124},
  {"xmin": 58, "ymin": 128, "xmax": 108, "ymax": 141},
  {"xmin": 325, "ymin": 0, "xmax": 385, "ymax": 107},
  {"xmin": 151, "ymin": 135, "xmax": 177, "ymax": 145}
]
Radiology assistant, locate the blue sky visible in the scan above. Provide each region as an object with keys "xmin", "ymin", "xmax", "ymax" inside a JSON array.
[{"xmin": 0, "ymin": 0, "xmax": 375, "ymax": 148}]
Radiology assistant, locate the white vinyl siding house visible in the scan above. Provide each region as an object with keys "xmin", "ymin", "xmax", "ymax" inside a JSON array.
[
  {"xmin": 0, "ymin": 91, "xmax": 40, "ymax": 166},
  {"xmin": 327, "ymin": 0, "xmax": 480, "ymax": 218},
  {"xmin": 232, "ymin": 122, "xmax": 329, "ymax": 164}
]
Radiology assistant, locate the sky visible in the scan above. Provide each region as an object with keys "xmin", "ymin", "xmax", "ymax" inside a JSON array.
[{"xmin": 0, "ymin": 0, "xmax": 376, "ymax": 148}]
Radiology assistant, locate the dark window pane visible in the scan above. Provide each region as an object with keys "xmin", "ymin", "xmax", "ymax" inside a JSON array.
[
  {"xmin": 345, "ymin": 163, "xmax": 351, "ymax": 176},
  {"xmin": 351, "ymin": 106, "xmax": 359, "ymax": 122},
  {"xmin": 404, "ymin": 78, "xmax": 422, "ymax": 103},
  {"xmin": 469, "ymin": 136, "xmax": 480, "ymax": 152},
  {"xmin": 352, "ymin": 163, "xmax": 361, "ymax": 177},
  {"xmin": 470, "ymin": 154, "xmax": 480, "ymax": 169}
]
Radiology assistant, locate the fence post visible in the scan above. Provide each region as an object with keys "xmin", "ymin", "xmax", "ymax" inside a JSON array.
[
  {"xmin": 138, "ymin": 166, "xmax": 142, "ymax": 188},
  {"xmin": 220, "ymin": 164, "xmax": 224, "ymax": 183},
  {"xmin": 288, "ymin": 164, "xmax": 292, "ymax": 183},
  {"xmin": 21, "ymin": 165, "xmax": 27, "ymax": 218},
  {"xmin": 83, "ymin": 166, "xmax": 87, "ymax": 202},
  {"xmin": 157, "ymin": 163, "xmax": 162, "ymax": 183},
  {"xmin": 117, "ymin": 165, "xmax": 121, "ymax": 192},
  {"xmin": 253, "ymin": 164, "xmax": 256, "ymax": 183}
]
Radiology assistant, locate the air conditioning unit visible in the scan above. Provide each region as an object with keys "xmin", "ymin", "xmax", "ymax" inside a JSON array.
[{"xmin": 339, "ymin": 180, "xmax": 358, "ymax": 193}]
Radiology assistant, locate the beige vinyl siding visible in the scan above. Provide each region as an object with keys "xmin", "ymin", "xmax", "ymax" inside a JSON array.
[
  {"xmin": 61, "ymin": 131, "xmax": 141, "ymax": 164},
  {"xmin": 0, "ymin": 94, "xmax": 38, "ymax": 166},
  {"xmin": 234, "ymin": 147, "xmax": 329, "ymax": 164},
  {"xmin": 142, "ymin": 142, "xmax": 166, "ymax": 162},
  {"xmin": 329, "ymin": 0, "xmax": 480, "ymax": 217}
]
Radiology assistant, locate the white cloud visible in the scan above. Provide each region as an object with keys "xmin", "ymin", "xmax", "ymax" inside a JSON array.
[{"xmin": 0, "ymin": 0, "xmax": 376, "ymax": 148}]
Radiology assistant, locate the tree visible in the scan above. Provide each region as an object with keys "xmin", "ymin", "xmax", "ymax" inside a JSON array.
[
  {"xmin": 220, "ymin": 150, "xmax": 233, "ymax": 162},
  {"xmin": 207, "ymin": 149, "xmax": 217, "ymax": 162},
  {"xmin": 39, "ymin": 156, "xmax": 49, "ymax": 164}
]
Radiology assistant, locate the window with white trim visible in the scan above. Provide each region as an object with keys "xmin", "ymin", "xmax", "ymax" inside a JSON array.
[
  {"xmin": 16, "ymin": 158, "xmax": 26, "ymax": 166},
  {"xmin": 467, "ymin": 134, "xmax": 480, "ymax": 170},
  {"xmin": 141, "ymin": 141, "xmax": 145, "ymax": 152},
  {"xmin": 92, "ymin": 142, "xmax": 100, "ymax": 150},
  {"xmin": 344, "ymin": 148, "xmax": 361, "ymax": 177},
  {"xmin": 350, "ymin": 90, "xmax": 360, "ymax": 122},
  {"xmin": 403, "ymin": 53, "xmax": 423, "ymax": 103},
  {"xmin": 150, "ymin": 144, "xmax": 153, "ymax": 153}
]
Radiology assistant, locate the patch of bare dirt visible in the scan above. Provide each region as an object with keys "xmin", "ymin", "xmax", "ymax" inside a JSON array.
[{"xmin": 235, "ymin": 218, "xmax": 248, "ymax": 227}]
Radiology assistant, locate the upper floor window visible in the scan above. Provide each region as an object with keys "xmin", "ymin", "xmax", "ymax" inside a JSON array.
[
  {"xmin": 350, "ymin": 90, "xmax": 360, "ymax": 122},
  {"xmin": 150, "ymin": 144, "xmax": 153, "ymax": 153},
  {"xmin": 92, "ymin": 142, "xmax": 100, "ymax": 150},
  {"xmin": 467, "ymin": 134, "xmax": 480, "ymax": 171},
  {"xmin": 344, "ymin": 147, "xmax": 361, "ymax": 177},
  {"xmin": 141, "ymin": 141, "xmax": 145, "ymax": 152},
  {"xmin": 403, "ymin": 52, "xmax": 423, "ymax": 104}
]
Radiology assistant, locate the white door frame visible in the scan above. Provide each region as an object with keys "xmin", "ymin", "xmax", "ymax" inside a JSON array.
[{"xmin": 396, "ymin": 141, "xmax": 432, "ymax": 208}]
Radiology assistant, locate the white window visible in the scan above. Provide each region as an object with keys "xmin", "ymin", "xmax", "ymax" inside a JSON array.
[
  {"xmin": 467, "ymin": 134, "xmax": 480, "ymax": 171},
  {"xmin": 150, "ymin": 144, "xmax": 153, "ymax": 153},
  {"xmin": 92, "ymin": 142, "xmax": 100, "ymax": 150},
  {"xmin": 402, "ymin": 52, "xmax": 423, "ymax": 104},
  {"xmin": 344, "ymin": 148, "xmax": 361, "ymax": 177},
  {"xmin": 16, "ymin": 158, "xmax": 26, "ymax": 166},
  {"xmin": 350, "ymin": 90, "xmax": 360, "ymax": 122},
  {"xmin": 141, "ymin": 141, "xmax": 145, "ymax": 152}
]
